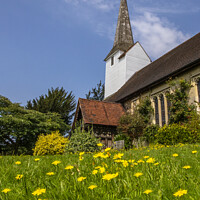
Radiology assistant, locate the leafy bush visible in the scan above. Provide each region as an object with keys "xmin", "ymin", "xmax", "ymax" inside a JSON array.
[
  {"xmin": 143, "ymin": 124, "xmax": 159, "ymax": 143},
  {"xmin": 118, "ymin": 97, "xmax": 154, "ymax": 140},
  {"xmin": 114, "ymin": 134, "xmax": 132, "ymax": 149},
  {"xmin": 156, "ymin": 124, "xmax": 200, "ymax": 145},
  {"xmin": 33, "ymin": 131, "xmax": 68, "ymax": 156},
  {"xmin": 67, "ymin": 127, "xmax": 100, "ymax": 153}
]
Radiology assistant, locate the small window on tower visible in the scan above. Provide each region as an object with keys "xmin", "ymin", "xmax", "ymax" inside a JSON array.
[{"xmin": 111, "ymin": 56, "xmax": 114, "ymax": 66}]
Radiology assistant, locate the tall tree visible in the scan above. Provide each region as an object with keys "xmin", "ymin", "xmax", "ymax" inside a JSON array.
[
  {"xmin": 86, "ymin": 80, "xmax": 104, "ymax": 101},
  {"xmin": 26, "ymin": 87, "xmax": 76, "ymax": 125},
  {"xmin": 0, "ymin": 95, "xmax": 67, "ymax": 155}
]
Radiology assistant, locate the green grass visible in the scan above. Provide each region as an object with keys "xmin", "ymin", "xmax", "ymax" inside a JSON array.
[{"xmin": 0, "ymin": 144, "xmax": 200, "ymax": 200}]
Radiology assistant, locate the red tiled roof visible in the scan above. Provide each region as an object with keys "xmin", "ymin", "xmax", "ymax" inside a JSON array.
[{"xmin": 74, "ymin": 98, "xmax": 125, "ymax": 127}]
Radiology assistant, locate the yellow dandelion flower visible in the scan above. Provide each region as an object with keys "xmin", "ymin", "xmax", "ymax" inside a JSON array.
[
  {"xmin": 192, "ymin": 150, "xmax": 197, "ymax": 154},
  {"xmin": 128, "ymin": 160, "xmax": 135, "ymax": 163},
  {"xmin": 52, "ymin": 161, "xmax": 61, "ymax": 165},
  {"xmin": 172, "ymin": 153, "xmax": 178, "ymax": 157},
  {"xmin": 99, "ymin": 167, "xmax": 105, "ymax": 173},
  {"xmin": 137, "ymin": 160, "xmax": 145, "ymax": 163},
  {"xmin": 77, "ymin": 177, "xmax": 86, "ymax": 182},
  {"xmin": 35, "ymin": 158, "xmax": 40, "ymax": 162},
  {"xmin": 97, "ymin": 143, "xmax": 103, "ymax": 147},
  {"xmin": 92, "ymin": 170, "xmax": 98, "ymax": 175},
  {"xmin": 88, "ymin": 185, "xmax": 97, "ymax": 190},
  {"xmin": 79, "ymin": 152, "xmax": 85, "ymax": 156},
  {"xmin": 15, "ymin": 161, "xmax": 21, "ymax": 165},
  {"xmin": 32, "ymin": 188, "xmax": 46, "ymax": 196},
  {"xmin": 143, "ymin": 190, "xmax": 153, "ymax": 194},
  {"xmin": 173, "ymin": 189, "xmax": 187, "ymax": 197},
  {"xmin": 146, "ymin": 158, "xmax": 155, "ymax": 163},
  {"xmin": 144, "ymin": 156, "xmax": 149, "ymax": 159},
  {"xmin": 95, "ymin": 166, "xmax": 101, "ymax": 169},
  {"xmin": 134, "ymin": 172, "xmax": 143, "ymax": 177},
  {"xmin": 65, "ymin": 165, "xmax": 74, "ymax": 170},
  {"xmin": 105, "ymin": 147, "xmax": 111, "ymax": 152},
  {"xmin": 46, "ymin": 172, "xmax": 55, "ymax": 176},
  {"xmin": 2, "ymin": 188, "xmax": 11, "ymax": 193},
  {"xmin": 183, "ymin": 166, "xmax": 191, "ymax": 169},
  {"xmin": 113, "ymin": 153, "xmax": 124, "ymax": 159},
  {"xmin": 15, "ymin": 174, "xmax": 23, "ymax": 180},
  {"xmin": 122, "ymin": 160, "xmax": 129, "ymax": 167},
  {"xmin": 102, "ymin": 172, "xmax": 118, "ymax": 181},
  {"xmin": 134, "ymin": 162, "xmax": 138, "ymax": 165},
  {"xmin": 154, "ymin": 162, "xmax": 159, "ymax": 166},
  {"xmin": 79, "ymin": 156, "xmax": 83, "ymax": 161}
]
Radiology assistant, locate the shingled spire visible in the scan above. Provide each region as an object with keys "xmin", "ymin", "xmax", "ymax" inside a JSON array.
[{"xmin": 104, "ymin": 0, "xmax": 134, "ymax": 61}]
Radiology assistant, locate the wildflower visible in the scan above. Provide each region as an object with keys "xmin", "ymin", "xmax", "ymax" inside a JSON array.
[
  {"xmin": 79, "ymin": 156, "xmax": 83, "ymax": 161},
  {"xmin": 102, "ymin": 172, "xmax": 118, "ymax": 181},
  {"xmin": 154, "ymin": 162, "xmax": 159, "ymax": 166},
  {"xmin": 137, "ymin": 160, "xmax": 145, "ymax": 163},
  {"xmin": 35, "ymin": 158, "xmax": 40, "ymax": 162},
  {"xmin": 172, "ymin": 154, "xmax": 178, "ymax": 157},
  {"xmin": 15, "ymin": 161, "xmax": 21, "ymax": 165},
  {"xmin": 79, "ymin": 152, "xmax": 85, "ymax": 156},
  {"xmin": 65, "ymin": 165, "xmax": 74, "ymax": 170},
  {"xmin": 122, "ymin": 160, "xmax": 129, "ymax": 167},
  {"xmin": 183, "ymin": 166, "xmax": 191, "ymax": 169},
  {"xmin": 92, "ymin": 170, "xmax": 98, "ymax": 175},
  {"xmin": 134, "ymin": 172, "xmax": 143, "ymax": 177},
  {"xmin": 133, "ymin": 163, "xmax": 138, "ymax": 165},
  {"xmin": 146, "ymin": 158, "xmax": 155, "ymax": 163},
  {"xmin": 143, "ymin": 190, "xmax": 153, "ymax": 194},
  {"xmin": 2, "ymin": 188, "xmax": 11, "ymax": 193},
  {"xmin": 144, "ymin": 156, "xmax": 149, "ymax": 159},
  {"xmin": 97, "ymin": 143, "xmax": 103, "ymax": 147},
  {"xmin": 192, "ymin": 150, "xmax": 197, "ymax": 154},
  {"xmin": 93, "ymin": 152, "xmax": 104, "ymax": 158},
  {"xmin": 32, "ymin": 188, "xmax": 46, "ymax": 196},
  {"xmin": 113, "ymin": 153, "xmax": 124, "ymax": 159},
  {"xmin": 173, "ymin": 189, "xmax": 187, "ymax": 197},
  {"xmin": 95, "ymin": 166, "xmax": 102, "ymax": 169},
  {"xmin": 99, "ymin": 167, "xmax": 105, "ymax": 173},
  {"xmin": 77, "ymin": 177, "xmax": 86, "ymax": 182},
  {"xmin": 128, "ymin": 160, "xmax": 135, "ymax": 163},
  {"xmin": 46, "ymin": 172, "xmax": 55, "ymax": 176},
  {"xmin": 52, "ymin": 161, "xmax": 61, "ymax": 165},
  {"xmin": 105, "ymin": 147, "xmax": 111, "ymax": 152},
  {"xmin": 15, "ymin": 174, "xmax": 23, "ymax": 180},
  {"xmin": 88, "ymin": 185, "xmax": 97, "ymax": 190}
]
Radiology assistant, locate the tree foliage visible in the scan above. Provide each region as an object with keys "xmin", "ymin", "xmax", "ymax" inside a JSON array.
[
  {"xmin": 26, "ymin": 87, "xmax": 76, "ymax": 125},
  {"xmin": 86, "ymin": 81, "xmax": 104, "ymax": 101},
  {"xmin": 166, "ymin": 79, "xmax": 195, "ymax": 124},
  {"xmin": 0, "ymin": 96, "xmax": 67, "ymax": 155},
  {"xmin": 118, "ymin": 97, "xmax": 154, "ymax": 140}
]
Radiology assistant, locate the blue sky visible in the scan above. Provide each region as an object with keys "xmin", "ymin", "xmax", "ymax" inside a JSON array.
[{"xmin": 0, "ymin": 0, "xmax": 199, "ymax": 106}]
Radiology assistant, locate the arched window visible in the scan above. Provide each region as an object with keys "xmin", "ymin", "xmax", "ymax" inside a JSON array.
[
  {"xmin": 198, "ymin": 79, "xmax": 200, "ymax": 102},
  {"xmin": 166, "ymin": 92, "xmax": 171, "ymax": 123},
  {"xmin": 160, "ymin": 94, "xmax": 166, "ymax": 126},
  {"xmin": 154, "ymin": 97, "xmax": 159, "ymax": 125}
]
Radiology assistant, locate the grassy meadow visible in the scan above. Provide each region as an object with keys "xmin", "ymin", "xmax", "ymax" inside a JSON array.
[{"xmin": 0, "ymin": 144, "xmax": 200, "ymax": 200}]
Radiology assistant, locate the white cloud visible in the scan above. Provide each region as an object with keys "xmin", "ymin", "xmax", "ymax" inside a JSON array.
[{"xmin": 131, "ymin": 12, "xmax": 190, "ymax": 59}]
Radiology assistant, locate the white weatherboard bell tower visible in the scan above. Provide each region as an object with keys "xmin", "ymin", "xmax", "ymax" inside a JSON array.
[{"xmin": 104, "ymin": 0, "xmax": 151, "ymax": 99}]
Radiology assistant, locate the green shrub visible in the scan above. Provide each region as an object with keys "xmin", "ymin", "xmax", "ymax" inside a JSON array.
[
  {"xmin": 156, "ymin": 124, "xmax": 200, "ymax": 145},
  {"xmin": 143, "ymin": 124, "xmax": 159, "ymax": 143},
  {"xmin": 114, "ymin": 134, "xmax": 132, "ymax": 149},
  {"xmin": 67, "ymin": 127, "xmax": 100, "ymax": 153},
  {"xmin": 33, "ymin": 131, "xmax": 68, "ymax": 156}
]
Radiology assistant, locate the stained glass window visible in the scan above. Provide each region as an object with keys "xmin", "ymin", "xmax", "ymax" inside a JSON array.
[{"xmin": 154, "ymin": 97, "xmax": 159, "ymax": 125}]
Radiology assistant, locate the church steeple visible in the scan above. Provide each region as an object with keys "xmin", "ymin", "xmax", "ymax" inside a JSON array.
[{"xmin": 104, "ymin": 0, "xmax": 134, "ymax": 61}]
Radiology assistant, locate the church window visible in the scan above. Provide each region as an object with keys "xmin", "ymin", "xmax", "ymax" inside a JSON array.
[
  {"xmin": 197, "ymin": 79, "xmax": 200, "ymax": 102},
  {"xmin": 160, "ymin": 94, "xmax": 166, "ymax": 126},
  {"xmin": 154, "ymin": 97, "xmax": 159, "ymax": 125},
  {"xmin": 167, "ymin": 97, "xmax": 171, "ymax": 122},
  {"xmin": 111, "ymin": 56, "xmax": 114, "ymax": 66}
]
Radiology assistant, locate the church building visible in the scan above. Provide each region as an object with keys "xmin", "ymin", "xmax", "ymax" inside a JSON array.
[{"xmin": 72, "ymin": 0, "xmax": 200, "ymax": 147}]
